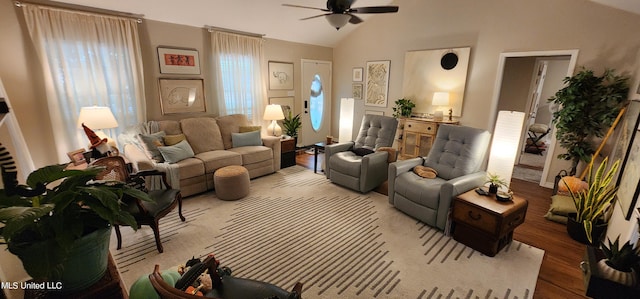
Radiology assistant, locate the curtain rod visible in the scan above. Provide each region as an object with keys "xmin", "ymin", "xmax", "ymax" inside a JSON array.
[
  {"xmin": 14, "ymin": 0, "xmax": 144, "ymax": 23},
  {"xmin": 205, "ymin": 25, "xmax": 264, "ymax": 38}
]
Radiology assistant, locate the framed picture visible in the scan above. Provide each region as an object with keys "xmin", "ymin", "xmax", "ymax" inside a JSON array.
[
  {"xmin": 268, "ymin": 61, "xmax": 294, "ymax": 90},
  {"xmin": 365, "ymin": 60, "xmax": 391, "ymax": 107},
  {"xmin": 365, "ymin": 110, "xmax": 384, "ymax": 116},
  {"xmin": 353, "ymin": 67, "xmax": 363, "ymax": 82},
  {"xmin": 157, "ymin": 47, "xmax": 201, "ymax": 75},
  {"xmin": 614, "ymin": 100, "xmax": 640, "ymax": 219},
  {"xmin": 67, "ymin": 148, "xmax": 87, "ymax": 166},
  {"xmin": 159, "ymin": 79, "xmax": 206, "ymax": 114},
  {"xmin": 269, "ymin": 96, "xmax": 295, "ymax": 115},
  {"xmin": 352, "ymin": 83, "xmax": 363, "ymax": 100}
]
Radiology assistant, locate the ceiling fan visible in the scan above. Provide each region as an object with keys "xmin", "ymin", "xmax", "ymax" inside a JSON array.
[{"xmin": 283, "ymin": 0, "xmax": 399, "ymax": 30}]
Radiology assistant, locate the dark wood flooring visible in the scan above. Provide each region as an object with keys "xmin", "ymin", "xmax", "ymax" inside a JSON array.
[{"xmin": 295, "ymin": 151, "xmax": 587, "ymax": 298}]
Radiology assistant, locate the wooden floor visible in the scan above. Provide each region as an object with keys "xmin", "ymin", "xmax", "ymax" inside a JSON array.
[{"xmin": 295, "ymin": 151, "xmax": 587, "ymax": 299}]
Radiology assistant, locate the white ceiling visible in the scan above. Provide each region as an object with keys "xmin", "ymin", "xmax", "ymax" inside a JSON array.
[
  {"xmin": 53, "ymin": 0, "xmax": 396, "ymax": 47},
  {"xmin": 50, "ymin": 0, "xmax": 640, "ymax": 47}
]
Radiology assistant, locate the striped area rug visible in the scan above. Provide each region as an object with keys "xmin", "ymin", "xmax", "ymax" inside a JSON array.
[{"xmin": 111, "ymin": 166, "xmax": 543, "ymax": 298}]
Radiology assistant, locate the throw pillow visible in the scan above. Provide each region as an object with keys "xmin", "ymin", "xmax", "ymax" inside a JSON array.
[
  {"xmin": 157, "ymin": 140, "xmax": 195, "ymax": 164},
  {"xmin": 351, "ymin": 147, "xmax": 375, "ymax": 156},
  {"xmin": 231, "ymin": 130, "xmax": 262, "ymax": 147},
  {"xmin": 413, "ymin": 165, "xmax": 438, "ymax": 179},
  {"xmin": 138, "ymin": 131, "xmax": 166, "ymax": 162},
  {"xmin": 163, "ymin": 134, "xmax": 186, "ymax": 146},
  {"xmin": 376, "ymin": 146, "xmax": 397, "ymax": 163},
  {"xmin": 239, "ymin": 125, "xmax": 262, "ymax": 133}
]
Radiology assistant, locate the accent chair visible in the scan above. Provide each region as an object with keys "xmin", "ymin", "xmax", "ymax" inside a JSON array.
[{"xmin": 388, "ymin": 124, "xmax": 491, "ymax": 230}]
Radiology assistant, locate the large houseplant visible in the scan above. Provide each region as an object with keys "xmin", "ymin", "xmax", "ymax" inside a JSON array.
[
  {"xmin": 282, "ymin": 110, "xmax": 302, "ymax": 138},
  {"xmin": 565, "ymin": 156, "xmax": 620, "ymax": 244},
  {"xmin": 549, "ymin": 68, "xmax": 629, "ymax": 176},
  {"xmin": 392, "ymin": 98, "xmax": 415, "ymax": 118},
  {"xmin": 0, "ymin": 161, "xmax": 148, "ymax": 291}
]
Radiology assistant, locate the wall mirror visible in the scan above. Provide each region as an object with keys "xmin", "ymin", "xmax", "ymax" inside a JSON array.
[{"xmin": 401, "ymin": 47, "xmax": 470, "ymax": 117}]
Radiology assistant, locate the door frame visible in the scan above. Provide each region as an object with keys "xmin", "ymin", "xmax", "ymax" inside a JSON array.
[
  {"xmin": 300, "ymin": 59, "xmax": 332, "ymax": 147},
  {"xmin": 489, "ymin": 49, "xmax": 579, "ymax": 188}
]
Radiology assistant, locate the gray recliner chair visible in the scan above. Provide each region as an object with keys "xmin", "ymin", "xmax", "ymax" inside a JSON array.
[
  {"xmin": 388, "ymin": 124, "xmax": 491, "ymax": 230},
  {"xmin": 325, "ymin": 114, "xmax": 398, "ymax": 193}
]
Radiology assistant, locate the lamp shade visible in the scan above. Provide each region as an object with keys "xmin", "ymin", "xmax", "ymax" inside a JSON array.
[
  {"xmin": 77, "ymin": 106, "xmax": 118, "ymax": 129},
  {"xmin": 432, "ymin": 92, "xmax": 450, "ymax": 106},
  {"xmin": 263, "ymin": 104, "xmax": 285, "ymax": 121},
  {"xmin": 486, "ymin": 111, "xmax": 526, "ymax": 191},
  {"xmin": 325, "ymin": 14, "xmax": 350, "ymax": 29},
  {"xmin": 339, "ymin": 98, "xmax": 355, "ymax": 142}
]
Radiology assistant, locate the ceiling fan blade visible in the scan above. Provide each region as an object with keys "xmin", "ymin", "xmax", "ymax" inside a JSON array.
[
  {"xmin": 349, "ymin": 6, "xmax": 399, "ymax": 14},
  {"xmin": 300, "ymin": 13, "xmax": 332, "ymax": 21},
  {"xmin": 348, "ymin": 14, "xmax": 363, "ymax": 24},
  {"xmin": 282, "ymin": 4, "xmax": 329, "ymax": 12}
]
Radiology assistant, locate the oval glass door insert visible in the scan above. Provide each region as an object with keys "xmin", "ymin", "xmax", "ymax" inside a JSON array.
[{"xmin": 309, "ymin": 74, "xmax": 324, "ymax": 132}]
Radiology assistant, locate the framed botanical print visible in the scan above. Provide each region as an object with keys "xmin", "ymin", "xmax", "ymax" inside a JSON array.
[
  {"xmin": 352, "ymin": 67, "xmax": 363, "ymax": 82},
  {"xmin": 352, "ymin": 83, "xmax": 363, "ymax": 100},
  {"xmin": 364, "ymin": 60, "xmax": 390, "ymax": 107}
]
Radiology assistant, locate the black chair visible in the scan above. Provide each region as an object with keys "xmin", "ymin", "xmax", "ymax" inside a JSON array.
[
  {"xmin": 148, "ymin": 254, "xmax": 303, "ymax": 299},
  {"xmin": 91, "ymin": 156, "xmax": 185, "ymax": 253}
]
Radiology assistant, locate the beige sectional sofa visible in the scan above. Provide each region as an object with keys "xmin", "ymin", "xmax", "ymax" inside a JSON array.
[{"xmin": 119, "ymin": 114, "xmax": 281, "ymax": 197}]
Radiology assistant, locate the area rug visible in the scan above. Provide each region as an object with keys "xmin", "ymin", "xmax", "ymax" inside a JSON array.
[{"xmin": 110, "ymin": 166, "xmax": 544, "ymax": 299}]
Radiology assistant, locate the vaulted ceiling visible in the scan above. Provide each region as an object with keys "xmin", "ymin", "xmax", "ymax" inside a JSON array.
[{"xmin": 52, "ymin": 0, "xmax": 640, "ymax": 47}]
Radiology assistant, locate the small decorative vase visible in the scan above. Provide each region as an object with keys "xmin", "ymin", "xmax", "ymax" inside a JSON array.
[
  {"xmin": 596, "ymin": 259, "xmax": 637, "ymax": 287},
  {"xmin": 488, "ymin": 184, "xmax": 498, "ymax": 194}
]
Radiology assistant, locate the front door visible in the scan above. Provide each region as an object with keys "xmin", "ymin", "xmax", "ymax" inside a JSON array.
[{"xmin": 300, "ymin": 59, "xmax": 332, "ymax": 147}]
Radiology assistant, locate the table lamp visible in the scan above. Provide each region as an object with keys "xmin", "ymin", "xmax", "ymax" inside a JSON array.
[
  {"xmin": 77, "ymin": 106, "xmax": 119, "ymax": 148},
  {"xmin": 432, "ymin": 92, "xmax": 450, "ymax": 121},
  {"xmin": 264, "ymin": 104, "xmax": 284, "ymax": 136}
]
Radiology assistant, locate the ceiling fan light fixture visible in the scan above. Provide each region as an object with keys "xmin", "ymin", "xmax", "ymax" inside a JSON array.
[{"xmin": 325, "ymin": 13, "xmax": 351, "ymax": 30}]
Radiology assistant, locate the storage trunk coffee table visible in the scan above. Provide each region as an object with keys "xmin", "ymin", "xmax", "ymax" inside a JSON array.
[{"xmin": 452, "ymin": 189, "xmax": 528, "ymax": 257}]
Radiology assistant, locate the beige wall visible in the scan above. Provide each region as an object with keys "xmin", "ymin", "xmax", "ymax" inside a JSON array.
[
  {"xmin": 0, "ymin": 1, "xmax": 331, "ymax": 167},
  {"xmin": 497, "ymin": 57, "xmax": 535, "ymax": 112}
]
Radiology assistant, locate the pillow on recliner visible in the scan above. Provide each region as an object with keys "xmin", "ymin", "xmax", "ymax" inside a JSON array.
[
  {"xmin": 351, "ymin": 147, "xmax": 374, "ymax": 156},
  {"xmin": 413, "ymin": 165, "xmax": 438, "ymax": 179}
]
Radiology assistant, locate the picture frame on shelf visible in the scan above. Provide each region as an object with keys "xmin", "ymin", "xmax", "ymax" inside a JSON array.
[
  {"xmin": 157, "ymin": 47, "xmax": 201, "ymax": 75},
  {"xmin": 268, "ymin": 61, "xmax": 294, "ymax": 90},
  {"xmin": 67, "ymin": 148, "xmax": 87, "ymax": 166},
  {"xmin": 352, "ymin": 83, "xmax": 363, "ymax": 100},
  {"xmin": 365, "ymin": 60, "xmax": 391, "ymax": 107},
  {"xmin": 365, "ymin": 110, "xmax": 384, "ymax": 116},
  {"xmin": 159, "ymin": 78, "xmax": 206, "ymax": 114},
  {"xmin": 352, "ymin": 67, "xmax": 363, "ymax": 82}
]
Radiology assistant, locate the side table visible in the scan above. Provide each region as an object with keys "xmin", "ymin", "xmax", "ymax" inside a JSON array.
[
  {"xmin": 313, "ymin": 141, "xmax": 337, "ymax": 173},
  {"xmin": 280, "ymin": 138, "xmax": 296, "ymax": 169},
  {"xmin": 452, "ymin": 190, "xmax": 528, "ymax": 256}
]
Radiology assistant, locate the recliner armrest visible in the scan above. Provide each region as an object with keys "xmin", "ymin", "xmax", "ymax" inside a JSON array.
[
  {"xmin": 388, "ymin": 157, "xmax": 423, "ymax": 204},
  {"xmin": 324, "ymin": 141, "xmax": 355, "ymax": 178}
]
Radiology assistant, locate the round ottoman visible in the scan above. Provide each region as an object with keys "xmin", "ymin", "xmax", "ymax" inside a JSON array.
[{"xmin": 214, "ymin": 165, "xmax": 250, "ymax": 201}]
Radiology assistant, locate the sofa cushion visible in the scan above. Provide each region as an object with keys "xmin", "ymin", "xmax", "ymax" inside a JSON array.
[
  {"xmin": 216, "ymin": 114, "xmax": 250, "ymax": 149},
  {"xmin": 157, "ymin": 120, "xmax": 182, "ymax": 135},
  {"xmin": 174, "ymin": 157, "xmax": 205, "ymax": 180},
  {"xmin": 138, "ymin": 131, "xmax": 166, "ymax": 162},
  {"xmin": 181, "ymin": 118, "xmax": 224, "ymax": 154},
  {"xmin": 195, "ymin": 150, "xmax": 242, "ymax": 173},
  {"xmin": 228, "ymin": 146, "xmax": 273, "ymax": 165},
  {"xmin": 232, "ymin": 130, "xmax": 262, "ymax": 148},
  {"xmin": 157, "ymin": 140, "xmax": 195, "ymax": 163},
  {"xmin": 239, "ymin": 126, "xmax": 261, "ymax": 133}
]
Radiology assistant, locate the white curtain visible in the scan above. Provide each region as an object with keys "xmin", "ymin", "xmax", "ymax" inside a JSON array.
[
  {"xmin": 211, "ymin": 31, "xmax": 266, "ymax": 125},
  {"xmin": 21, "ymin": 4, "xmax": 146, "ymax": 163}
]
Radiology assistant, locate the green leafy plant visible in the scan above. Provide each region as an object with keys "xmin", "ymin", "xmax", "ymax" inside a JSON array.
[
  {"xmin": 566, "ymin": 156, "xmax": 620, "ymax": 244},
  {"xmin": 282, "ymin": 110, "xmax": 302, "ymax": 138},
  {"xmin": 549, "ymin": 68, "xmax": 629, "ymax": 175},
  {"xmin": 0, "ymin": 164, "xmax": 148, "ymax": 281},
  {"xmin": 392, "ymin": 98, "xmax": 416, "ymax": 118},
  {"xmin": 485, "ymin": 173, "xmax": 508, "ymax": 190},
  {"xmin": 601, "ymin": 235, "xmax": 640, "ymax": 272}
]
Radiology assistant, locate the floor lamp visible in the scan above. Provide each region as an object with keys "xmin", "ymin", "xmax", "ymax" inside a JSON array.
[{"xmin": 486, "ymin": 111, "xmax": 526, "ymax": 193}]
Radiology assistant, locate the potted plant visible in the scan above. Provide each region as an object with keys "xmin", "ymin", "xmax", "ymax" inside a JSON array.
[
  {"xmin": 392, "ymin": 98, "xmax": 416, "ymax": 118},
  {"xmin": 0, "ymin": 161, "xmax": 148, "ymax": 292},
  {"xmin": 565, "ymin": 156, "xmax": 620, "ymax": 245},
  {"xmin": 485, "ymin": 172, "xmax": 508, "ymax": 194},
  {"xmin": 549, "ymin": 68, "xmax": 629, "ymax": 176},
  {"xmin": 597, "ymin": 235, "xmax": 639, "ymax": 287},
  {"xmin": 282, "ymin": 110, "xmax": 302, "ymax": 139}
]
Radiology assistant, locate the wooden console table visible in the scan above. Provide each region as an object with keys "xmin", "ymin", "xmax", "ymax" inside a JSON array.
[
  {"xmin": 452, "ymin": 190, "xmax": 528, "ymax": 256},
  {"xmin": 399, "ymin": 118, "xmax": 459, "ymax": 159}
]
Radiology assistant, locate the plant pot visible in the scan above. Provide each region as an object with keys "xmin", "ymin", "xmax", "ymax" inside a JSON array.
[
  {"xmin": 596, "ymin": 259, "xmax": 638, "ymax": 287},
  {"xmin": 488, "ymin": 184, "xmax": 498, "ymax": 194},
  {"xmin": 11, "ymin": 227, "xmax": 112, "ymax": 292},
  {"xmin": 566, "ymin": 213, "xmax": 607, "ymax": 245}
]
